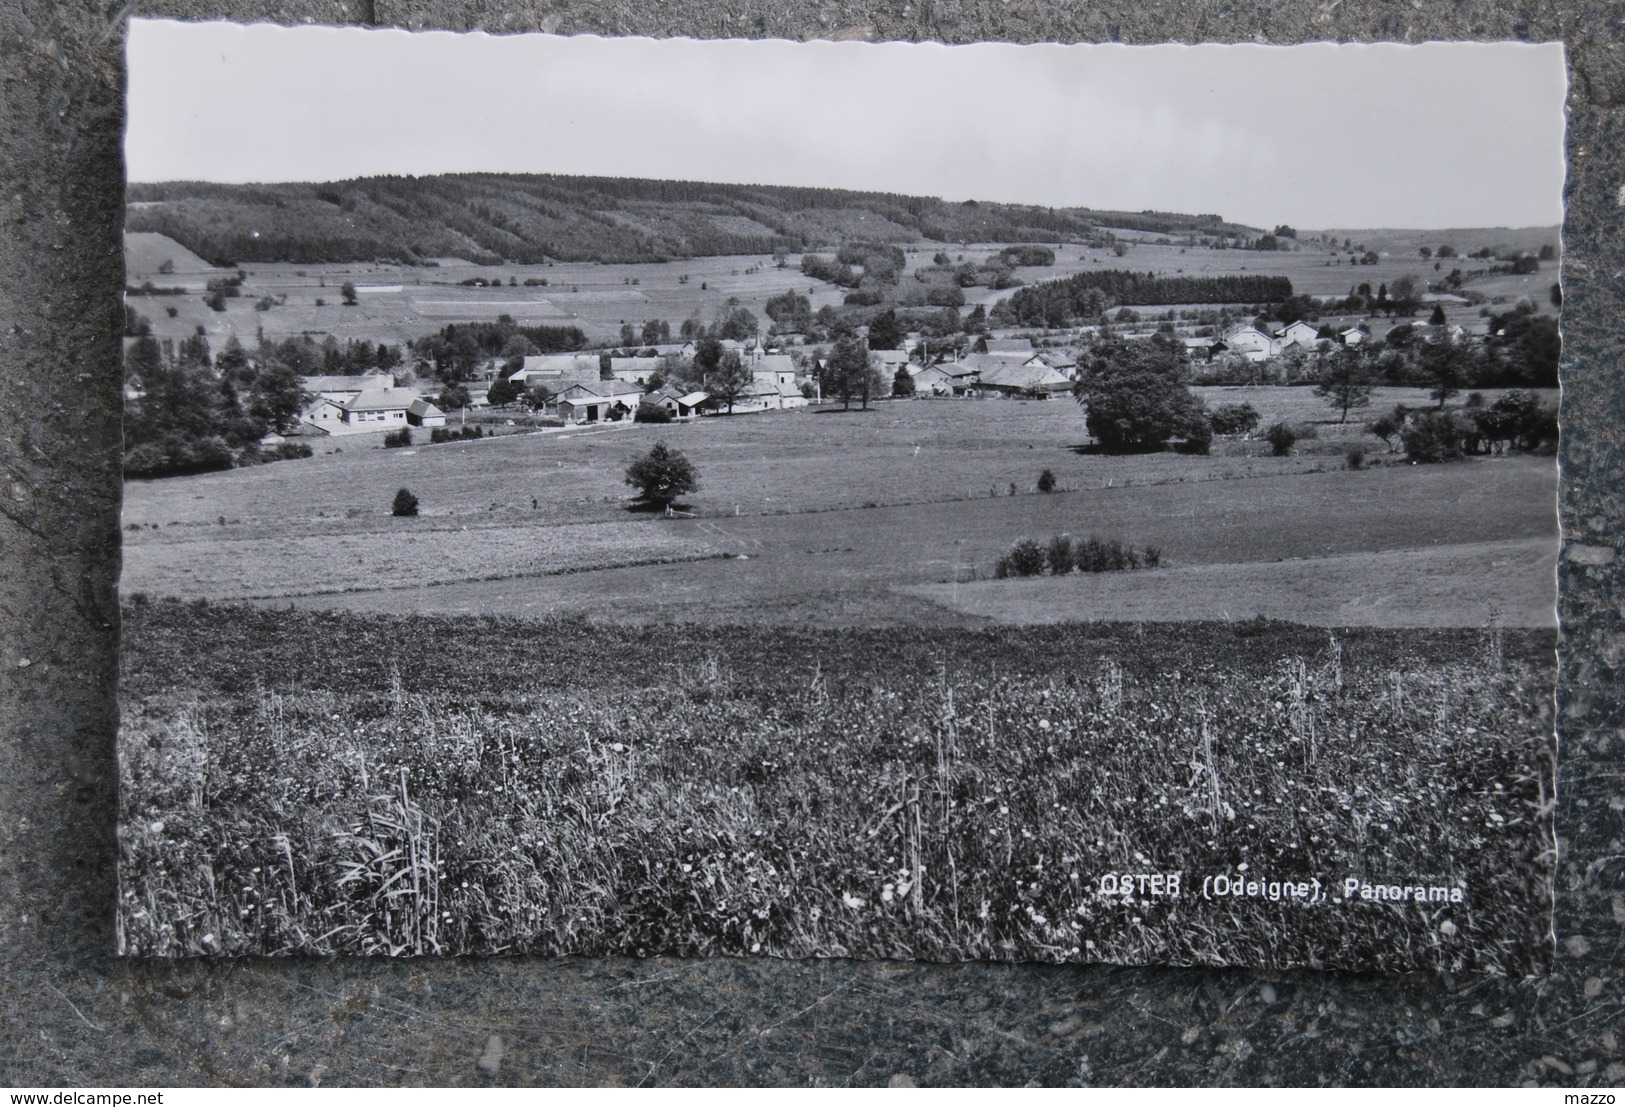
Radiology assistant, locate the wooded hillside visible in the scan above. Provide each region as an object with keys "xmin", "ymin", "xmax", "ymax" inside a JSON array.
[{"xmin": 125, "ymin": 173, "xmax": 1256, "ymax": 267}]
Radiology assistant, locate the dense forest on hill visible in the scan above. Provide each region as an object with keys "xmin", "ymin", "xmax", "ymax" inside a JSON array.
[{"xmin": 124, "ymin": 173, "xmax": 1257, "ymax": 267}]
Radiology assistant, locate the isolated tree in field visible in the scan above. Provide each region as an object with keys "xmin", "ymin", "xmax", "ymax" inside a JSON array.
[
  {"xmin": 1073, "ymin": 334, "xmax": 1209, "ymax": 453},
  {"xmin": 822, "ymin": 335, "xmax": 885, "ymax": 411},
  {"xmin": 625, "ymin": 441, "xmax": 699, "ymax": 510},
  {"xmin": 707, "ymin": 350, "xmax": 754, "ymax": 414},
  {"xmin": 1429, "ymin": 304, "xmax": 1448, "ymax": 326},
  {"xmin": 1388, "ymin": 274, "xmax": 1422, "ymax": 317},
  {"xmin": 391, "ymin": 488, "xmax": 419, "ymax": 517},
  {"xmin": 1422, "ymin": 333, "xmax": 1473, "ymax": 409},
  {"xmin": 1313, "ymin": 348, "xmax": 1378, "ymax": 423},
  {"xmin": 340, "ymin": 281, "xmax": 358, "ymax": 306}
]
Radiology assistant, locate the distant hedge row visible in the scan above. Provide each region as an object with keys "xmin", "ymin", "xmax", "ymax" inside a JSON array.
[{"xmin": 1007, "ymin": 270, "xmax": 1295, "ymax": 326}]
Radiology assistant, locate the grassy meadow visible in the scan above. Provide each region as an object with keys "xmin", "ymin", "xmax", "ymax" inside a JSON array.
[
  {"xmin": 117, "ymin": 392, "xmax": 1559, "ymax": 970},
  {"xmin": 121, "ymin": 392, "xmax": 1558, "ymax": 628}
]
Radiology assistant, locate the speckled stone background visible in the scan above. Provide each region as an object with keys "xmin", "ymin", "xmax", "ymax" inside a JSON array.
[{"xmin": 1, "ymin": 0, "xmax": 1621, "ymax": 1087}]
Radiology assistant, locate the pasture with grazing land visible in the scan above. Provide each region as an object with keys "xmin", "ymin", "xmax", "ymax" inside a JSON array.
[{"xmin": 118, "ymin": 391, "xmax": 1559, "ymax": 970}]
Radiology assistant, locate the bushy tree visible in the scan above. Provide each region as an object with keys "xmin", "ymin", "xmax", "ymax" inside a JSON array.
[
  {"xmin": 248, "ymin": 362, "xmax": 311, "ymax": 434},
  {"xmin": 866, "ymin": 308, "xmax": 905, "ymax": 351},
  {"xmin": 1073, "ymin": 335, "xmax": 1208, "ymax": 452},
  {"xmin": 1402, "ymin": 410, "xmax": 1473, "ymax": 462},
  {"xmin": 705, "ymin": 351, "xmax": 752, "ymax": 414},
  {"xmin": 822, "ymin": 336, "xmax": 884, "ymax": 411},
  {"xmin": 1313, "ymin": 348, "xmax": 1378, "ymax": 423},
  {"xmin": 392, "ymin": 488, "xmax": 419, "ymax": 516},
  {"xmin": 1208, "ymin": 402, "xmax": 1261, "ymax": 436},
  {"xmin": 625, "ymin": 441, "xmax": 699, "ymax": 509},
  {"xmin": 1263, "ymin": 422, "xmax": 1299, "ymax": 456},
  {"xmin": 892, "ymin": 366, "xmax": 916, "ymax": 397},
  {"xmin": 486, "ymin": 377, "xmax": 522, "ymax": 408}
]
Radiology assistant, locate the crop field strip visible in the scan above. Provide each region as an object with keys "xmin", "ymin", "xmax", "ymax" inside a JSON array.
[{"xmin": 117, "ymin": 599, "xmax": 1555, "ymax": 972}]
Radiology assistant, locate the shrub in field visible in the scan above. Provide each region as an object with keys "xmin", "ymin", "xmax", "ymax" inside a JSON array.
[
  {"xmin": 1209, "ymin": 402, "xmax": 1261, "ymax": 437},
  {"xmin": 391, "ymin": 488, "xmax": 419, "ymax": 517},
  {"xmin": 1046, "ymin": 534, "xmax": 1074, "ymax": 574},
  {"xmin": 383, "ymin": 427, "xmax": 412, "ymax": 448},
  {"xmin": 1073, "ymin": 536, "xmax": 1142, "ymax": 572},
  {"xmin": 1264, "ymin": 422, "xmax": 1298, "ymax": 456},
  {"xmin": 1346, "ymin": 445, "xmax": 1367, "ymax": 471},
  {"xmin": 1472, "ymin": 389, "xmax": 1557, "ymax": 454},
  {"xmin": 429, "ymin": 426, "xmax": 485, "ymax": 444},
  {"xmin": 625, "ymin": 440, "xmax": 699, "ymax": 510},
  {"xmin": 1366, "ymin": 406, "xmax": 1408, "ymax": 452},
  {"xmin": 1402, "ymin": 410, "xmax": 1474, "ymax": 463},
  {"xmin": 1037, "ymin": 468, "xmax": 1057, "ymax": 493},
  {"xmin": 635, "ymin": 404, "xmax": 674, "ymax": 424},
  {"xmin": 996, "ymin": 537, "xmax": 1047, "ymax": 578},
  {"xmin": 1263, "ymin": 422, "xmax": 1315, "ymax": 456}
]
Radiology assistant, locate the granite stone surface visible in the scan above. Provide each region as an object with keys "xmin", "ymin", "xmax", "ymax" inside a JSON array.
[{"xmin": 1, "ymin": 0, "xmax": 1621, "ymax": 1087}]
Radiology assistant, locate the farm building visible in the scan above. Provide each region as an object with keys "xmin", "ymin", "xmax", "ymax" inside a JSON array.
[
  {"xmin": 639, "ymin": 386, "xmax": 683, "ymax": 418},
  {"xmin": 1340, "ymin": 326, "xmax": 1369, "ymax": 347},
  {"xmin": 1185, "ymin": 336, "xmax": 1222, "ymax": 359},
  {"xmin": 342, "ymin": 388, "xmax": 421, "ymax": 429},
  {"xmin": 554, "ymin": 380, "xmax": 643, "ymax": 424},
  {"xmin": 1220, "ymin": 325, "xmax": 1278, "ymax": 362},
  {"xmin": 298, "ymin": 387, "xmax": 422, "ymax": 436},
  {"xmin": 675, "ymin": 391, "xmax": 711, "ymax": 417},
  {"xmin": 1024, "ymin": 350, "xmax": 1078, "ymax": 377},
  {"xmin": 406, "ymin": 397, "xmax": 446, "ymax": 427},
  {"xmin": 298, "ymin": 395, "xmax": 349, "ymax": 433},
  {"xmin": 971, "ymin": 360, "xmax": 1074, "ymax": 399},
  {"xmin": 871, "ymin": 348, "xmax": 911, "ymax": 375},
  {"xmin": 300, "ymin": 372, "xmax": 395, "ymax": 402},
  {"xmin": 509, "ymin": 354, "xmax": 603, "ymax": 389},
  {"xmin": 1273, "ymin": 321, "xmax": 1322, "ymax": 350},
  {"xmin": 909, "ymin": 363, "xmax": 955, "ymax": 396},
  {"xmin": 981, "ymin": 337, "xmax": 1035, "ymax": 357},
  {"xmin": 607, "ymin": 357, "xmax": 665, "ymax": 386}
]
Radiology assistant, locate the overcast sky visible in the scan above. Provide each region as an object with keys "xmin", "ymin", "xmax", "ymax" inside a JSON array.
[{"xmin": 125, "ymin": 21, "xmax": 1566, "ymax": 230}]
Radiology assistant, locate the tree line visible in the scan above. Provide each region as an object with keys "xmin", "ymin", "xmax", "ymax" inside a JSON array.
[{"xmin": 1005, "ymin": 270, "xmax": 1297, "ymax": 327}]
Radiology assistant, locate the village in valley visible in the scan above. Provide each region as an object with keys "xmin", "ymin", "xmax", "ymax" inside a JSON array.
[{"xmin": 116, "ymin": 171, "xmax": 1563, "ymax": 970}]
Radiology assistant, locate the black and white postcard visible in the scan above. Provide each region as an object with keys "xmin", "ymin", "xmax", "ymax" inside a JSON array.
[{"xmin": 116, "ymin": 24, "xmax": 1565, "ymax": 972}]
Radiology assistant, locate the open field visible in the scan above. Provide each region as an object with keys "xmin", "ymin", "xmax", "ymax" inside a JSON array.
[
  {"xmin": 905, "ymin": 538, "xmax": 1556, "ymax": 629},
  {"xmin": 123, "ymin": 231, "xmax": 1558, "ymax": 348},
  {"xmin": 119, "ymin": 392, "xmax": 1558, "ymax": 627},
  {"xmin": 117, "ymin": 599, "xmax": 1555, "ymax": 971},
  {"xmin": 119, "ymin": 380, "xmax": 1558, "ymax": 970}
]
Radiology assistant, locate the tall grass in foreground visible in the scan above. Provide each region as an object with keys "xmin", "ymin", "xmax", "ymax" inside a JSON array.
[{"xmin": 118, "ymin": 601, "xmax": 1554, "ymax": 972}]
